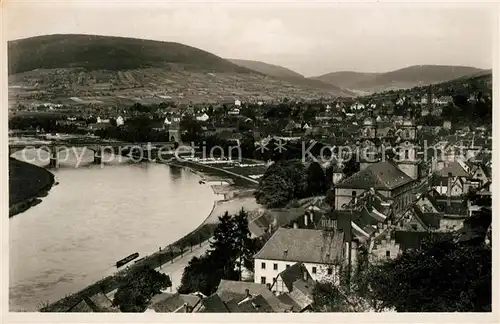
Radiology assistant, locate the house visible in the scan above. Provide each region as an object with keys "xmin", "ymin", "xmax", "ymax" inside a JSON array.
[
  {"xmin": 96, "ymin": 116, "xmax": 110, "ymax": 124},
  {"xmin": 147, "ymin": 293, "xmax": 201, "ymax": 313},
  {"xmin": 88, "ymin": 123, "xmax": 111, "ymax": 131},
  {"xmin": 253, "ymin": 228, "xmax": 345, "ymax": 288},
  {"xmin": 334, "ymin": 161, "xmax": 416, "ymax": 213},
  {"xmin": 350, "ymin": 102, "xmax": 365, "ymax": 111},
  {"xmin": 67, "ymin": 292, "xmax": 118, "ymax": 312},
  {"xmin": 436, "ymin": 96, "xmax": 453, "ymax": 105},
  {"xmin": 196, "ymin": 113, "xmax": 210, "ymax": 122},
  {"xmin": 248, "ymin": 207, "xmax": 307, "ymax": 238},
  {"xmin": 216, "ymin": 280, "xmax": 290, "ymax": 312},
  {"xmin": 116, "ymin": 116, "xmax": 125, "ymax": 126},
  {"xmin": 192, "ymin": 293, "xmax": 229, "ymax": 313},
  {"xmin": 272, "ymin": 263, "xmax": 315, "ymax": 312},
  {"xmin": 369, "ymin": 230, "xmax": 449, "ymax": 263},
  {"xmin": 431, "ymin": 105, "xmax": 443, "ymax": 116},
  {"xmin": 234, "ymin": 99, "xmax": 242, "ymax": 107},
  {"xmin": 228, "ymin": 108, "xmax": 240, "ymax": 115},
  {"xmin": 433, "ymin": 161, "xmax": 472, "ymax": 196},
  {"xmin": 330, "ymin": 163, "xmax": 344, "ymax": 185},
  {"xmin": 469, "ymin": 163, "xmax": 490, "ymax": 186}
]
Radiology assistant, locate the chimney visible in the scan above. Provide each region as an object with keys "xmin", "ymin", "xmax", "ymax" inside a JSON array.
[
  {"xmin": 183, "ymin": 303, "xmax": 189, "ymax": 313},
  {"xmin": 245, "ymin": 289, "xmax": 251, "ymax": 298},
  {"xmin": 303, "ymin": 269, "xmax": 308, "ymax": 281},
  {"xmin": 304, "ymin": 214, "xmax": 308, "ymax": 227},
  {"xmin": 293, "ymin": 222, "xmax": 298, "ymax": 229},
  {"xmin": 447, "ymin": 172, "xmax": 452, "ymax": 206}
]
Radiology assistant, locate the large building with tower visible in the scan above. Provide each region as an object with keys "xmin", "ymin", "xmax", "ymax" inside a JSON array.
[{"xmin": 357, "ymin": 114, "xmax": 422, "ymax": 180}]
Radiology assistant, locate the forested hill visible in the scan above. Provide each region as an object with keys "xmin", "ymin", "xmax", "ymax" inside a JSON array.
[{"xmin": 8, "ymin": 34, "xmax": 253, "ymax": 74}]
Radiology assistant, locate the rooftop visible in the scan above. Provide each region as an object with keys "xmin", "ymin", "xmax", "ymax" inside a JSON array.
[
  {"xmin": 278, "ymin": 262, "xmax": 314, "ymax": 292},
  {"xmin": 437, "ymin": 161, "xmax": 470, "ymax": 178},
  {"xmin": 336, "ymin": 161, "xmax": 414, "ymax": 190},
  {"xmin": 148, "ymin": 293, "xmax": 201, "ymax": 313},
  {"xmin": 253, "ymin": 228, "xmax": 344, "ymax": 264},
  {"xmin": 216, "ymin": 280, "xmax": 289, "ymax": 312}
]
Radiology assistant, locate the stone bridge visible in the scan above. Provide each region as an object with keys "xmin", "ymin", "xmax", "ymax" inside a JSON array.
[{"xmin": 8, "ymin": 141, "xmax": 177, "ymax": 168}]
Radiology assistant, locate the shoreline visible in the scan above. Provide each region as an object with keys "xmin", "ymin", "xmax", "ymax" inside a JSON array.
[
  {"xmin": 39, "ymin": 158, "xmax": 263, "ymax": 312},
  {"xmin": 9, "ymin": 158, "xmax": 56, "ymax": 218}
]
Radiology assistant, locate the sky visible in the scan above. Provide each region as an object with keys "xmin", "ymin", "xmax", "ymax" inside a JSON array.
[{"xmin": 4, "ymin": 1, "xmax": 497, "ymax": 77}]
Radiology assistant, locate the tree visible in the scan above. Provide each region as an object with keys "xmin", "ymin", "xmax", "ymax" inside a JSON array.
[
  {"xmin": 312, "ymin": 281, "xmax": 368, "ymax": 312},
  {"xmin": 177, "ymin": 254, "xmax": 224, "ymax": 296},
  {"xmin": 342, "ymin": 158, "xmax": 360, "ymax": 178},
  {"xmin": 302, "ymin": 105, "xmax": 316, "ymax": 123},
  {"xmin": 364, "ymin": 233, "xmax": 492, "ymax": 312},
  {"xmin": 178, "ymin": 209, "xmax": 259, "ymax": 295},
  {"xmin": 112, "ymin": 266, "xmax": 171, "ymax": 312},
  {"xmin": 180, "ymin": 116, "xmax": 203, "ymax": 143},
  {"xmin": 306, "ymin": 161, "xmax": 328, "ymax": 196},
  {"xmin": 254, "ymin": 160, "xmax": 307, "ymax": 208}
]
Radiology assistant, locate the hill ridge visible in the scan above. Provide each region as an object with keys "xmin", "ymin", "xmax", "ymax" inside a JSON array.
[{"xmin": 312, "ymin": 64, "xmax": 487, "ymax": 93}]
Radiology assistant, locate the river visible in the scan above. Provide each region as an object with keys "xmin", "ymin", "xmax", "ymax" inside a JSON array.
[{"xmin": 9, "ymin": 148, "xmax": 218, "ymax": 311}]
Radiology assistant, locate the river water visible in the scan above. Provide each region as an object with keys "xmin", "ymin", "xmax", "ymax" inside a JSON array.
[{"xmin": 9, "ymin": 148, "xmax": 218, "ymax": 311}]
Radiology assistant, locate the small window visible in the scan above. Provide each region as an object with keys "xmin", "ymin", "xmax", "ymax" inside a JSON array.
[
  {"xmin": 386, "ymin": 251, "xmax": 390, "ymax": 258},
  {"xmin": 405, "ymin": 150, "xmax": 409, "ymax": 160},
  {"xmin": 273, "ymin": 263, "xmax": 278, "ymax": 270},
  {"xmin": 261, "ymin": 262, "xmax": 266, "ymax": 269},
  {"xmin": 327, "ymin": 268, "xmax": 333, "ymax": 275},
  {"xmin": 411, "ymin": 224, "xmax": 418, "ymax": 230},
  {"xmin": 286, "ymin": 264, "xmax": 290, "ymax": 269},
  {"xmin": 312, "ymin": 267, "xmax": 317, "ymax": 274},
  {"xmin": 261, "ymin": 277, "xmax": 266, "ymax": 284}
]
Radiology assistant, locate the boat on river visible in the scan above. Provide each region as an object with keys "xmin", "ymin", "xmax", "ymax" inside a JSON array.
[{"xmin": 116, "ymin": 252, "xmax": 139, "ymax": 268}]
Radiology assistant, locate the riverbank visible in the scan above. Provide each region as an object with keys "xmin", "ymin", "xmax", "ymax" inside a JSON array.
[
  {"xmin": 39, "ymin": 158, "xmax": 264, "ymax": 312},
  {"xmin": 8, "ymin": 158, "xmax": 55, "ymax": 217}
]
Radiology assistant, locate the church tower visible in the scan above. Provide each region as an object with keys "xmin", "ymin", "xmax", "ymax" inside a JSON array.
[
  {"xmin": 396, "ymin": 116, "xmax": 420, "ymax": 180},
  {"xmin": 359, "ymin": 116, "xmax": 379, "ymax": 170},
  {"xmin": 168, "ymin": 115, "xmax": 181, "ymax": 144}
]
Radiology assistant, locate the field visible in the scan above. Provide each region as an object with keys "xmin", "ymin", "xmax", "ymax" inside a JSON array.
[{"xmin": 8, "ymin": 67, "xmax": 352, "ymax": 107}]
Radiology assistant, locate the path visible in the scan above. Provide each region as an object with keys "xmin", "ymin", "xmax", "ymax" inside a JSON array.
[{"xmin": 155, "ymin": 239, "xmax": 211, "ymax": 292}]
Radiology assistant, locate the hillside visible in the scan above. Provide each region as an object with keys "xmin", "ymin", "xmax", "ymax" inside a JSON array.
[
  {"xmin": 312, "ymin": 65, "xmax": 486, "ymax": 93},
  {"xmin": 8, "ymin": 34, "xmax": 252, "ymax": 75},
  {"xmin": 229, "ymin": 58, "xmax": 347, "ymax": 92},
  {"xmin": 8, "ymin": 34, "xmax": 354, "ymax": 105},
  {"xmin": 228, "ymin": 59, "xmax": 304, "ymax": 79},
  {"xmin": 312, "ymin": 71, "xmax": 380, "ymax": 90}
]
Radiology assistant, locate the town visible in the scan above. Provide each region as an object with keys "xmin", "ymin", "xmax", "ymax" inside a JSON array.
[
  {"xmin": 9, "ymin": 67, "xmax": 492, "ymax": 313},
  {"xmin": 6, "ymin": 5, "xmax": 493, "ymax": 316}
]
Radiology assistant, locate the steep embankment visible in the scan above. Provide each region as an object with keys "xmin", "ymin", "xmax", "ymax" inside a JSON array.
[{"xmin": 9, "ymin": 158, "xmax": 55, "ymax": 217}]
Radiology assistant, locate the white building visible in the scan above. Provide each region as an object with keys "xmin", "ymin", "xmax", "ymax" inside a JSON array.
[
  {"xmin": 116, "ymin": 116, "xmax": 125, "ymax": 126},
  {"xmin": 234, "ymin": 99, "xmax": 242, "ymax": 107},
  {"xmin": 228, "ymin": 108, "xmax": 240, "ymax": 115},
  {"xmin": 253, "ymin": 228, "xmax": 345, "ymax": 292},
  {"xmin": 97, "ymin": 116, "xmax": 110, "ymax": 124},
  {"xmin": 196, "ymin": 113, "xmax": 210, "ymax": 122}
]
